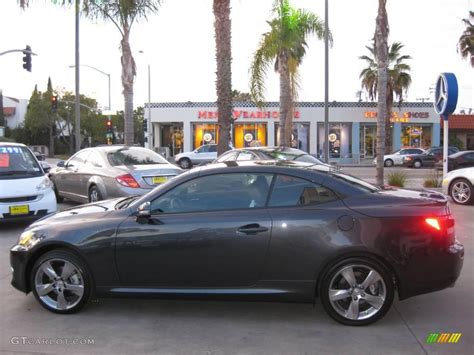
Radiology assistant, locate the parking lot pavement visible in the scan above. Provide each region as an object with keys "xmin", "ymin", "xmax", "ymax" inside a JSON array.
[{"xmin": 0, "ymin": 202, "xmax": 472, "ymax": 354}]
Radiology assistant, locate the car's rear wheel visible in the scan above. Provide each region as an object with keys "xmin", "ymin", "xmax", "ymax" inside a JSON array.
[
  {"xmin": 51, "ymin": 180, "xmax": 64, "ymax": 203},
  {"xmin": 31, "ymin": 250, "xmax": 91, "ymax": 314},
  {"xmin": 449, "ymin": 178, "xmax": 473, "ymax": 205},
  {"xmin": 88, "ymin": 185, "xmax": 102, "ymax": 203},
  {"xmin": 320, "ymin": 258, "xmax": 394, "ymax": 326},
  {"xmin": 412, "ymin": 160, "xmax": 422, "ymax": 168},
  {"xmin": 178, "ymin": 158, "xmax": 192, "ymax": 169},
  {"xmin": 384, "ymin": 159, "xmax": 394, "ymax": 167}
]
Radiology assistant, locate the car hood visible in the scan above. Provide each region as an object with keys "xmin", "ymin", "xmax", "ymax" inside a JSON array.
[
  {"xmin": 0, "ymin": 175, "xmax": 48, "ymax": 198},
  {"xmin": 30, "ymin": 198, "xmax": 121, "ymax": 228}
]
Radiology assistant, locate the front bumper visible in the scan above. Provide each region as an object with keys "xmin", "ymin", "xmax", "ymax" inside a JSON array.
[
  {"xmin": 397, "ymin": 241, "xmax": 464, "ymax": 300},
  {"xmin": 10, "ymin": 245, "xmax": 33, "ymax": 293},
  {"xmin": 0, "ymin": 189, "xmax": 57, "ymax": 222}
]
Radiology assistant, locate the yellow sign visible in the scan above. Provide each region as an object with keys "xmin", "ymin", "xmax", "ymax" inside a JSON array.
[{"xmin": 152, "ymin": 176, "xmax": 168, "ymax": 184}]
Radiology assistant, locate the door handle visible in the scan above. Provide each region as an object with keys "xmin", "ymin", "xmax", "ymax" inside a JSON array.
[{"xmin": 237, "ymin": 224, "xmax": 268, "ymax": 235}]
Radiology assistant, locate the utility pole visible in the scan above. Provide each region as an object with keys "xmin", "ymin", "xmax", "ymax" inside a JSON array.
[
  {"xmin": 324, "ymin": 0, "xmax": 329, "ymax": 163},
  {"xmin": 74, "ymin": 0, "xmax": 81, "ymax": 152}
]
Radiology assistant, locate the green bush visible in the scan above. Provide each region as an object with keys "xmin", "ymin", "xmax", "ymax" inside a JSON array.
[
  {"xmin": 423, "ymin": 170, "xmax": 442, "ymax": 188},
  {"xmin": 387, "ymin": 171, "xmax": 407, "ymax": 187}
]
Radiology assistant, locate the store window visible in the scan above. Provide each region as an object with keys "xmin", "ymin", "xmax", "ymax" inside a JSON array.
[
  {"xmin": 233, "ymin": 123, "xmax": 267, "ymax": 148},
  {"xmin": 317, "ymin": 123, "xmax": 352, "ymax": 158},
  {"xmin": 400, "ymin": 125, "xmax": 432, "ymax": 148},
  {"xmin": 274, "ymin": 123, "xmax": 310, "ymax": 152},
  {"xmin": 193, "ymin": 123, "xmax": 218, "ymax": 149},
  {"xmin": 160, "ymin": 124, "xmax": 183, "ymax": 155}
]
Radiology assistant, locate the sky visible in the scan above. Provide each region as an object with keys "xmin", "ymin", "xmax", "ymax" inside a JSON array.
[{"xmin": 1, "ymin": 0, "xmax": 473, "ymax": 113}]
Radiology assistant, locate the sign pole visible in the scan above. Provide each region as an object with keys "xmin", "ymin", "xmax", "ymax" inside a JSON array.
[{"xmin": 443, "ymin": 115, "xmax": 449, "ymax": 178}]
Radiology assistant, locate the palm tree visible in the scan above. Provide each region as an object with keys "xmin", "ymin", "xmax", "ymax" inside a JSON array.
[
  {"xmin": 458, "ymin": 11, "xmax": 474, "ymax": 67},
  {"xmin": 250, "ymin": 0, "xmax": 327, "ymax": 146},
  {"xmin": 359, "ymin": 40, "xmax": 412, "ymax": 153},
  {"xmin": 373, "ymin": 0, "xmax": 389, "ymax": 187},
  {"xmin": 213, "ymin": 0, "xmax": 232, "ymax": 156},
  {"xmin": 83, "ymin": 1, "xmax": 162, "ymax": 146}
]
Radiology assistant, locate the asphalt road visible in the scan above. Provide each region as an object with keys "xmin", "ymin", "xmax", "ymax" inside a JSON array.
[{"xmin": 0, "ymin": 198, "xmax": 472, "ymax": 354}]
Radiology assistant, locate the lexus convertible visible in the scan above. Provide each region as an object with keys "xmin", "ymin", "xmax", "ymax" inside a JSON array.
[{"xmin": 10, "ymin": 161, "xmax": 464, "ymax": 325}]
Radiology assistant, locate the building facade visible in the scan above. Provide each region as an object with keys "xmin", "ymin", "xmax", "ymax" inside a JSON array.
[
  {"xmin": 2, "ymin": 96, "xmax": 28, "ymax": 130},
  {"xmin": 147, "ymin": 101, "xmax": 440, "ymax": 163}
]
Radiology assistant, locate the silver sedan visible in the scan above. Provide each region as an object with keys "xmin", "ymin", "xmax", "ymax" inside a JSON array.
[{"xmin": 49, "ymin": 146, "xmax": 183, "ymax": 203}]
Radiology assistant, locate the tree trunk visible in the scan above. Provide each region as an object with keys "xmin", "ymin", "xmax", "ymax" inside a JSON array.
[
  {"xmin": 121, "ymin": 28, "xmax": 136, "ymax": 146},
  {"xmin": 278, "ymin": 50, "xmax": 291, "ymax": 147},
  {"xmin": 375, "ymin": 0, "xmax": 389, "ymax": 186},
  {"xmin": 385, "ymin": 81, "xmax": 393, "ymax": 153},
  {"xmin": 49, "ymin": 118, "xmax": 55, "ymax": 157},
  {"xmin": 213, "ymin": 0, "xmax": 232, "ymax": 155}
]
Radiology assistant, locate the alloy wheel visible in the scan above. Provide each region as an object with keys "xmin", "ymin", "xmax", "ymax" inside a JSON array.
[
  {"xmin": 34, "ymin": 258, "xmax": 85, "ymax": 311},
  {"xmin": 328, "ymin": 264, "xmax": 386, "ymax": 321},
  {"xmin": 451, "ymin": 180, "xmax": 471, "ymax": 204}
]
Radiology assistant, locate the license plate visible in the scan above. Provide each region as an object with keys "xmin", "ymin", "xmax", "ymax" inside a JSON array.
[
  {"xmin": 152, "ymin": 176, "xmax": 168, "ymax": 184},
  {"xmin": 10, "ymin": 205, "xmax": 29, "ymax": 216}
]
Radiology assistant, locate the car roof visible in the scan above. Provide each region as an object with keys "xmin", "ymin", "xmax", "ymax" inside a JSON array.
[
  {"xmin": 0, "ymin": 142, "xmax": 27, "ymax": 147},
  {"xmin": 82, "ymin": 145, "xmax": 150, "ymax": 152},
  {"xmin": 227, "ymin": 146, "xmax": 307, "ymax": 153},
  {"xmin": 449, "ymin": 150, "xmax": 474, "ymax": 158}
]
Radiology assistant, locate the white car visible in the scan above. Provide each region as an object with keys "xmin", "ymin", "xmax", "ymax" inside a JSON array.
[
  {"xmin": 0, "ymin": 143, "xmax": 57, "ymax": 222},
  {"xmin": 442, "ymin": 167, "xmax": 474, "ymax": 205},
  {"xmin": 373, "ymin": 148, "xmax": 426, "ymax": 167},
  {"xmin": 174, "ymin": 144, "xmax": 232, "ymax": 169}
]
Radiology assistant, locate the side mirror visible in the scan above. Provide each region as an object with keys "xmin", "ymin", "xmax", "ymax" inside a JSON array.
[
  {"xmin": 40, "ymin": 161, "xmax": 51, "ymax": 173},
  {"xmin": 57, "ymin": 160, "xmax": 65, "ymax": 168},
  {"xmin": 137, "ymin": 201, "xmax": 151, "ymax": 218}
]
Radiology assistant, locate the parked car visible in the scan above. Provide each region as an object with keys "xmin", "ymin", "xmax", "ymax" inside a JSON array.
[
  {"xmin": 442, "ymin": 167, "xmax": 474, "ymax": 205},
  {"xmin": 174, "ymin": 144, "xmax": 233, "ymax": 169},
  {"xmin": 11, "ymin": 161, "xmax": 463, "ymax": 326},
  {"xmin": 402, "ymin": 147, "xmax": 459, "ymax": 168},
  {"xmin": 215, "ymin": 146, "xmax": 329, "ymax": 166},
  {"xmin": 49, "ymin": 146, "xmax": 183, "ymax": 203},
  {"xmin": 372, "ymin": 148, "xmax": 426, "ymax": 167},
  {"xmin": 435, "ymin": 151, "xmax": 474, "ymax": 171},
  {"xmin": 0, "ymin": 142, "xmax": 57, "ymax": 222}
]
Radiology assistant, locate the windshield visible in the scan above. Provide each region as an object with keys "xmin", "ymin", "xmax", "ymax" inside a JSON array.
[
  {"xmin": 260, "ymin": 149, "xmax": 324, "ymax": 164},
  {"xmin": 0, "ymin": 146, "xmax": 43, "ymax": 179},
  {"xmin": 107, "ymin": 147, "xmax": 168, "ymax": 166},
  {"xmin": 330, "ymin": 171, "xmax": 380, "ymax": 193}
]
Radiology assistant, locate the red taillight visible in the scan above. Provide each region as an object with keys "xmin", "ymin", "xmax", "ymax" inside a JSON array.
[
  {"xmin": 116, "ymin": 174, "xmax": 140, "ymax": 188},
  {"xmin": 425, "ymin": 218, "xmax": 441, "ymax": 231}
]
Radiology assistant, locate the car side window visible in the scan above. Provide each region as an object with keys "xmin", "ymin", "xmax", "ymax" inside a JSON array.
[
  {"xmin": 86, "ymin": 152, "xmax": 103, "ymax": 168},
  {"xmin": 236, "ymin": 151, "xmax": 255, "ymax": 161},
  {"xmin": 208, "ymin": 145, "xmax": 217, "ymax": 153},
  {"xmin": 197, "ymin": 145, "xmax": 210, "ymax": 153},
  {"xmin": 399, "ymin": 149, "xmax": 407, "ymax": 155},
  {"xmin": 217, "ymin": 151, "xmax": 238, "ymax": 162},
  {"xmin": 151, "ymin": 173, "xmax": 273, "ymax": 214},
  {"xmin": 465, "ymin": 153, "xmax": 474, "ymax": 161},
  {"xmin": 268, "ymin": 175, "xmax": 338, "ymax": 207},
  {"xmin": 67, "ymin": 151, "xmax": 90, "ymax": 168}
]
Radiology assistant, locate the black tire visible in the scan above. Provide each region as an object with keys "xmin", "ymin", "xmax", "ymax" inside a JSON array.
[
  {"xmin": 51, "ymin": 180, "xmax": 64, "ymax": 203},
  {"xmin": 413, "ymin": 160, "xmax": 422, "ymax": 169},
  {"xmin": 384, "ymin": 159, "xmax": 394, "ymax": 167},
  {"xmin": 178, "ymin": 158, "xmax": 192, "ymax": 169},
  {"xmin": 319, "ymin": 257, "xmax": 394, "ymax": 326},
  {"xmin": 449, "ymin": 178, "xmax": 474, "ymax": 205},
  {"xmin": 30, "ymin": 249, "xmax": 92, "ymax": 314},
  {"xmin": 88, "ymin": 185, "xmax": 102, "ymax": 203}
]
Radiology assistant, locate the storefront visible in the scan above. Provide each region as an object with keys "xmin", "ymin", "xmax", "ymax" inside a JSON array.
[{"xmin": 148, "ymin": 102, "xmax": 440, "ymax": 163}]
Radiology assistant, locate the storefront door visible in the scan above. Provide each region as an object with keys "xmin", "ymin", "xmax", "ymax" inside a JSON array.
[{"xmin": 360, "ymin": 125, "xmax": 376, "ymax": 158}]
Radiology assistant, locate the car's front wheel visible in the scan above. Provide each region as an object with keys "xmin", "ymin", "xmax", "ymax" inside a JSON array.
[
  {"xmin": 449, "ymin": 178, "xmax": 473, "ymax": 205},
  {"xmin": 88, "ymin": 185, "xmax": 102, "ymax": 203},
  {"xmin": 178, "ymin": 158, "xmax": 192, "ymax": 169},
  {"xmin": 320, "ymin": 258, "xmax": 394, "ymax": 326},
  {"xmin": 51, "ymin": 180, "xmax": 64, "ymax": 203},
  {"xmin": 384, "ymin": 159, "xmax": 394, "ymax": 167},
  {"xmin": 31, "ymin": 250, "xmax": 91, "ymax": 314},
  {"xmin": 413, "ymin": 160, "xmax": 422, "ymax": 168}
]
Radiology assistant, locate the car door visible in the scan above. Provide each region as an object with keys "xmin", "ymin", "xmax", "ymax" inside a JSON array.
[
  {"xmin": 459, "ymin": 153, "xmax": 474, "ymax": 169},
  {"xmin": 54, "ymin": 150, "xmax": 90, "ymax": 198},
  {"xmin": 262, "ymin": 174, "xmax": 347, "ymax": 281},
  {"xmin": 193, "ymin": 145, "xmax": 211, "ymax": 164},
  {"xmin": 115, "ymin": 172, "xmax": 273, "ymax": 287}
]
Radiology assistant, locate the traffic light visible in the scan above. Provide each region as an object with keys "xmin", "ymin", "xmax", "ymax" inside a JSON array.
[
  {"xmin": 143, "ymin": 118, "xmax": 148, "ymax": 132},
  {"xmin": 105, "ymin": 118, "xmax": 113, "ymax": 144},
  {"xmin": 51, "ymin": 95, "xmax": 58, "ymax": 113},
  {"xmin": 22, "ymin": 45, "xmax": 32, "ymax": 72}
]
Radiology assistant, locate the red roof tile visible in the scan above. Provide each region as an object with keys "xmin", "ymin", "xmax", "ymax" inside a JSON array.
[{"xmin": 440, "ymin": 115, "xmax": 474, "ymax": 129}]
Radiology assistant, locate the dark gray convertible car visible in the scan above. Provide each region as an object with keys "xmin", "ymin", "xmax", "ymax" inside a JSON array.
[{"xmin": 10, "ymin": 161, "xmax": 463, "ymax": 325}]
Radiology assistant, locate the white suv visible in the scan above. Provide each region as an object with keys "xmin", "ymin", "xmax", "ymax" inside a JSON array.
[{"xmin": 175, "ymin": 144, "xmax": 232, "ymax": 169}]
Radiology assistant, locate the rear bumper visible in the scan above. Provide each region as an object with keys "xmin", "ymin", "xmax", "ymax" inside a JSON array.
[{"xmin": 397, "ymin": 241, "xmax": 464, "ymax": 300}]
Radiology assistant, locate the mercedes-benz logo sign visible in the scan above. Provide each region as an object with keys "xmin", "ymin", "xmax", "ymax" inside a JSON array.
[
  {"xmin": 434, "ymin": 75, "xmax": 448, "ymax": 115},
  {"xmin": 433, "ymin": 73, "xmax": 458, "ymax": 118}
]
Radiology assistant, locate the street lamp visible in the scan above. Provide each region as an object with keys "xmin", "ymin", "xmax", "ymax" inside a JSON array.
[{"xmin": 69, "ymin": 64, "xmax": 111, "ymax": 110}]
